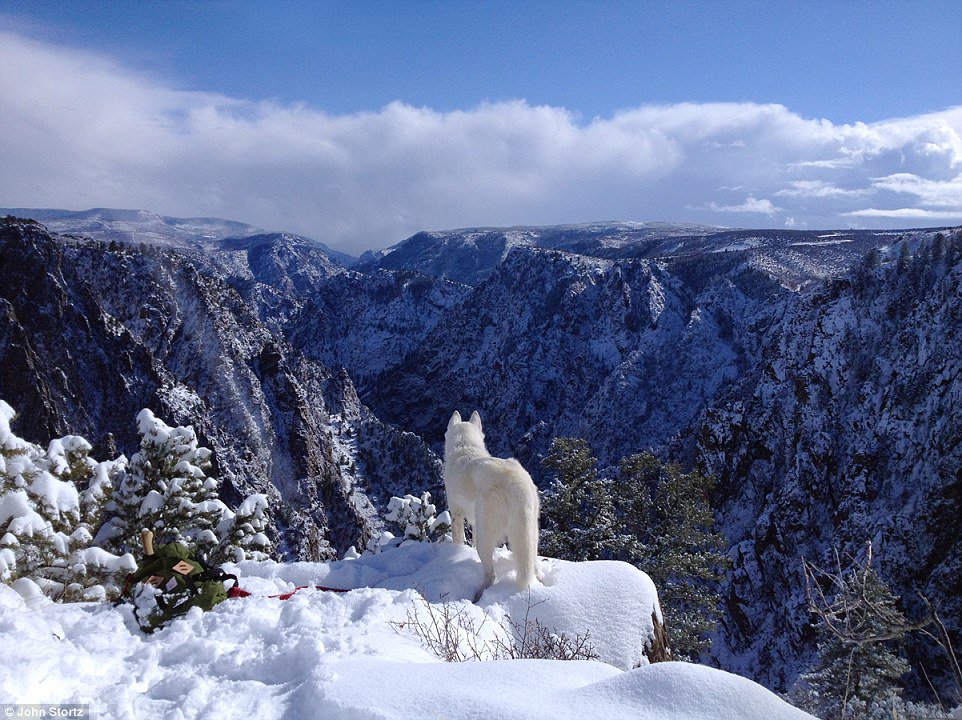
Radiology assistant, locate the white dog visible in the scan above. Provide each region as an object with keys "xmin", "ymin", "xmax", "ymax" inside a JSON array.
[{"xmin": 443, "ymin": 410, "xmax": 541, "ymax": 598}]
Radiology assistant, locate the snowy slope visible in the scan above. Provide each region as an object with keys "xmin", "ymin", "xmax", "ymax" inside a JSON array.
[
  {"xmin": 0, "ymin": 207, "xmax": 358, "ymax": 267},
  {"xmin": 692, "ymin": 234, "xmax": 962, "ymax": 691},
  {"xmin": 0, "ymin": 542, "xmax": 814, "ymax": 720}
]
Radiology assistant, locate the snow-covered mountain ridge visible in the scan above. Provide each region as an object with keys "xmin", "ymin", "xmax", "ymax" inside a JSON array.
[
  {"xmin": 0, "ymin": 217, "xmax": 435, "ymax": 560},
  {"xmin": 1, "ymin": 211, "xmax": 960, "ymax": 700},
  {"xmin": 355, "ymin": 220, "xmax": 925, "ymax": 288},
  {"xmin": 0, "ymin": 207, "xmax": 359, "ymax": 266}
]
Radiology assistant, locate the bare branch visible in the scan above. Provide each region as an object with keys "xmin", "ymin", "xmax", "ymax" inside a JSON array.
[{"xmin": 392, "ymin": 593, "xmax": 598, "ymax": 663}]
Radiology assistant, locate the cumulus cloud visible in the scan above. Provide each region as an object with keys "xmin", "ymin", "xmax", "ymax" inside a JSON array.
[
  {"xmin": 869, "ymin": 173, "xmax": 962, "ymax": 209},
  {"xmin": 1, "ymin": 29, "xmax": 960, "ymax": 253}
]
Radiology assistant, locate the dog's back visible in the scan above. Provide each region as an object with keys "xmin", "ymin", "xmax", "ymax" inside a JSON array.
[{"xmin": 444, "ymin": 411, "xmax": 540, "ymax": 592}]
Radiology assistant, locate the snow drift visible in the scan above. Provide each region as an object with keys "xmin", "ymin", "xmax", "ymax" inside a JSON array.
[{"xmin": 0, "ymin": 542, "xmax": 814, "ymax": 719}]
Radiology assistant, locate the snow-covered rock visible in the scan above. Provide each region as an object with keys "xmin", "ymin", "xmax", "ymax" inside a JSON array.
[
  {"xmin": 693, "ymin": 231, "xmax": 962, "ymax": 691},
  {"xmin": 0, "ymin": 219, "xmax": 439, "ymax": 560}
]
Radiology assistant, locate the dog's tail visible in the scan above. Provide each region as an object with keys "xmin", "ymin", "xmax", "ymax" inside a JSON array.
[{"xmin": 506, "ymin": 460, "xmax": 540, "ymax": 589}]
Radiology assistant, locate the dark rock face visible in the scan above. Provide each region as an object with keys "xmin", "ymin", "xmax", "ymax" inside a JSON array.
[
  {"xmin": 367, "ymin": 245, "xmax": 783, "ymax": 469},
  {"xmin": 0, "ymin": 219, "xmax": 162, "ymax": 448},
  {"xmin": 0, "ymin": 219, "xmax": 436, "ymax": 560},
  {"xmin": 693, "ymin": 245, "xmax": 962, "ymax": 690}
]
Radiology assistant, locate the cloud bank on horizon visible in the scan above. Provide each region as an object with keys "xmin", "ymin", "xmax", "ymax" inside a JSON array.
[{"xmin": 1, "ymin": 29, "xmax": 959, "ymax": 254}]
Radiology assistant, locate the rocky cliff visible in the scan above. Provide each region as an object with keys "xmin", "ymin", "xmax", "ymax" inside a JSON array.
[{"xmin": 0, "ymin": 218, "xmax": 438, "ymax": 560}]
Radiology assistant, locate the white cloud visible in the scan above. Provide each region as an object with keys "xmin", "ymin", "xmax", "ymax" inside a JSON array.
[
  {"xmin": 1, "ymin": 29, "xmax": 961, "ymax": 253},
  {"xmin": 842, "ymin": 208, "xmax": 962, "ymax": 220},
  {"xmin": 775, "ymin": 180, "xmax": 869, "ymax": 199},
  {"xmin": 708, "ymin": 197, "xmax": 782, "ymax": 216},
  {"xmin": 869, "ymin": 172, "xmax": 962, "ymax": 209}
]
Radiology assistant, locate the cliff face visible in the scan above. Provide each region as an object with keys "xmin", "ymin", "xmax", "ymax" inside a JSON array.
[
  {"xmin": 367, "ymin": 246, "xmax": 780, "ymax": 469},
  {"xmin": 0, "ymin": 219, "xmax": 439, "ymax": 560},
  {"xmin": 693, "ymin": 243, "xmax": 962, "ymax": 688}
]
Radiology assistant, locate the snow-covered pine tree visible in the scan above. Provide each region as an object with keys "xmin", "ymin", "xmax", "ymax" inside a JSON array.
[
  {"xmin": 215, "ymin": 493, "xmax": 273, "ymax": 563},
  {"xmin": 101, "ymin": 409, "xmax": 226, "ymax": 557},
  {"xmin": 616, "ymin": 452, "xmax": 729, "ymax": 660},
  {"xmin": 540, "ymin": 437, "xmax": 622, "ymax": 562},
  {"xmin": 46, "ymin": 434, "xmax": 124, "ymax": 534},
  {"xmin": 45, "ymin": 434, "xmax": 131, "ymax": 600},
  {"xmin": 0, "ymin": 403, "xmax": 71, "ymax": 586},
  {"xmin": 384, "ymin": 491, "xmax": 451, "ymax": 543},
  {"xmin": 1, "ymin": 400, "xmax": 134, "ymax": 599}
]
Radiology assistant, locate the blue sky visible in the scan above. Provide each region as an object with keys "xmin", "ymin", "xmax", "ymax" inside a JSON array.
[
  {"xmin": 1, "ymin": 0, "xmax": 960, "ymax": 252},
  {"xmin": 4, "ymin": 0, "xmax": 958, "ymax": 122}
]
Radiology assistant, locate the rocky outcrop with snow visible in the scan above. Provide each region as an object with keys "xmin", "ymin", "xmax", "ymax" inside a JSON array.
[
  {"xmin": 691, "ymin": 236, "xmax": 962, "ymax": 690},
  {"xmin": 367, "ymin": 243, "xmax": 788, "ymax": 471}
]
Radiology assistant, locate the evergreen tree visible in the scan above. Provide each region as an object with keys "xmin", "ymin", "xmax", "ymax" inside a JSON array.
[
  {"xmin": 45, "ymin": 434, "xmax": 129, "ymax": 600},
  {"xmin": 384, "ymin": 491, "xmax": 451, "ymax": 543},
  {"xmin": 101, "ymin": 409, "xmax": 225, "ymax": 557},
  {"xmin": 46, "ymin": 435, "xmax": 123, "ymax": 537},
  {"xmin": 951, "ymin": 229, "xmax": 962, "ymax": 264},
  {"xmin": 792, "ymin": 544, "xmax": 916, "ymax": 719},
  {"xmin": 854, "ymin": 247, "xmax": 881, "ymax": 297},
  {"xmin": 538, "ymin": 440, "xmax": 728, "ymax": 659},
  {"xmin": 1, "ymin": 401, "xmax": 133, "ymax": 599},
  {"xmin": 216, "ymin": 493, "xmax": 273, "ymax": 563},
  {"xmin": 540, "ymin": 438, "xmax": 622, "ymax": 562},
  {"xmin": 931, "ymin": 232, "xmax": 947, "ymax": 264},
  {"xmin": 1, "ymin": 401, "xmax": 78, "ymax": 586},
  {"xmin": 896, "ymin": 240, "xmax": 912, "ymax": 275},
  {"xmin": 617, "ymin": 453, "xmax": 729, "ymax": 660}
]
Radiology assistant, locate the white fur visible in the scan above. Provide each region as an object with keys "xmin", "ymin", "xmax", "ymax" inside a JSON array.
[{"xmin": 443, "ymin": 410, "xmax": 541, "ymax": 598}]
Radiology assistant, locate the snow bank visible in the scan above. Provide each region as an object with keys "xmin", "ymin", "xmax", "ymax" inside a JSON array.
[
  {"xmin": 231, "ymin": 543, "xmax": 659, "ymax": 668},
  {"xmin": 480, "ymin": 556, "xmax": 662, "ymax": 669},
  {"xmin": 321, "ymin": 658, "xmax": 815, "ymax": 720},
  {"xmin": 0, "ymin": 543, "xmax": 815, "ymax": 719},
  {"xmin": 230, "ymin": 538, "xmax": 486, "ymax": 602}
]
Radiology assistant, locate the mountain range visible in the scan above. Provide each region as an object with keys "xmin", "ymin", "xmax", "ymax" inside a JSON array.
[{"xmin": 1, "ymin": 207, "xmax": 959, "ymax": 696}]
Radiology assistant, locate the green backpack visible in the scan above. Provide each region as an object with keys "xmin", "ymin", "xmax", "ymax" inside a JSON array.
[{"xmin": 122, "ymin": 542, "xmax": 236, "ymax": 632}]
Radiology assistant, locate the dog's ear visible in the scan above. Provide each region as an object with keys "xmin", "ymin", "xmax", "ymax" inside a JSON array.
[
  {"xmin": 448, "ymin": 411, "xmax": 462, "ymax": 429},
  {"xmin": 469, "ymin": 411, "xmax": 482, "ymax": 429}
]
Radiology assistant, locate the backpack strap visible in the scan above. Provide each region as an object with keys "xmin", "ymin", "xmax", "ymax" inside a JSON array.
[{"xmin": 192, "ymin": 566, "xmax": 239, "ymax": 593}]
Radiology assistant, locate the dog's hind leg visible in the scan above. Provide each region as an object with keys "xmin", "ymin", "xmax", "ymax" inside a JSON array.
[
  {"xmin": 450, "ymin": 508, "xmax": 467, "ymax": 546},
  {"xmin": 508, "ymin": 503, "xmax": 539, "ymax": 589},
  {"xmin": 472, "ymin": 505, "xmax": 497, "ymax": 602}
]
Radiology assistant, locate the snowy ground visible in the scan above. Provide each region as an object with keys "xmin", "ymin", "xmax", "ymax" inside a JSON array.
[{"xmin": 1, "ymin": 542, "xmax": 814, "ymax": 719}]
